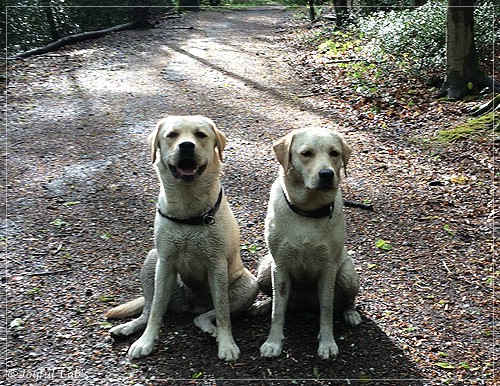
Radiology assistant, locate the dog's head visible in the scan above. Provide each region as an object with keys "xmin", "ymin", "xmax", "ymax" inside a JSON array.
[
  {"xmin": 148, "ymin": 116, "xmax": 226, "ymax": 182},
  {"xmin": 273, "ymin": 127, "xmax": 351, "ymax": 191}
]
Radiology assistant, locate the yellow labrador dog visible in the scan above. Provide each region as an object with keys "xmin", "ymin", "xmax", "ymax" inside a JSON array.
[
  {"xmin": 256, "ymin": 127, "xmax": 361, "ymax": 360},
  {"xmin": 107, "ymin": 116, "xmax": 258, "ymax": 361}
]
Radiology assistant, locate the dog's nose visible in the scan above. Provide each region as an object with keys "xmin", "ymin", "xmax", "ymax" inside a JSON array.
[
  {"xmin": 179, "ymin": 141, "xmax": 195, "ymax": 151},
  {"xmin": 318, "ymin": 169, "xmax": 334, "ymax": 182}
]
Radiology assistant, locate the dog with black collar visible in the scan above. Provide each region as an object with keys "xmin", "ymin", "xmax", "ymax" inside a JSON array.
[
  {"xmin": 254, "ymin": 127, "xmax": 362, "ymax": 360},
  {"xmin": 107, "ymin": 115, "xmax": 258, "ymax": 361}
]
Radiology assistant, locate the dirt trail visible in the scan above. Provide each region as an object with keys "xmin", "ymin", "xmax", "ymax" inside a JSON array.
[{"xmin": 6, "ymin": 7, "xmax": 495, "ymax": 386}]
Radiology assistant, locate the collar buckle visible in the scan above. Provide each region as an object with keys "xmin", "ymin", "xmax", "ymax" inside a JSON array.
[{"xmin": 202, "ymin": 213, "xmax": 216, "ymax": 225}]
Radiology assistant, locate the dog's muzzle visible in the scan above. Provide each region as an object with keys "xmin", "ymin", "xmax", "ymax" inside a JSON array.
[
  {"xmin": 317, "ymin": 169, "xmax": 335, "ymax": 190},
  {"xmin": 168, "ymin": 141, "xmax": 207, "ymax": 181}
]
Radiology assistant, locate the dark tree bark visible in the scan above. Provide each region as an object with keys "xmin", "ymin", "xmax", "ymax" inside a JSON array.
[
  {"xmin": 333, "ymin": 0, "xmax": 349, "ymax": 27},
  {"xmin": 178, "ymin": 0, "xmax": 200, "ymax": 12},
  {"xmin": 438, "ymin": 0, "xmax": 500, "ymax": 99},
  {"xmin": 308, "ymin": 0, "xmax": 317, "ymax": 22}
]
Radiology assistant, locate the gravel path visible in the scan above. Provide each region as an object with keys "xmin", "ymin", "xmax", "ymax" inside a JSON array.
[{"xmin": 6, "ymin": 7, "xmax": 495, "ymax": 385}]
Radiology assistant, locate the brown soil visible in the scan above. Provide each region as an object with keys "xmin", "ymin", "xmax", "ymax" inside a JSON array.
[{"xmin": 5, "ymin": 6, "xmax": 497, "ymax": 386}]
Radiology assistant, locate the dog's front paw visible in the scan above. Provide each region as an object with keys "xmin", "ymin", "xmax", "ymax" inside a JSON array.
[
  {"xmin": 128, "ymin": 336, "xmax": 155, "ymax": 359},
  {"xmin": 317, "ymin": 339, "xmax": 338, "ymax": 360},
  {"xmin": 260, "ymin": 339, "xmax": 283, "ymax": 358},
  {"xmin": 218, "ymin": 341, "xmax": 240, "ymax": 361}
]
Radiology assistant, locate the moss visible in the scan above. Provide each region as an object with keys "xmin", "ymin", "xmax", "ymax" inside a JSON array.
[{"xmin": 437, "ymin": 111, "xmax": 499, "ymax": 143}]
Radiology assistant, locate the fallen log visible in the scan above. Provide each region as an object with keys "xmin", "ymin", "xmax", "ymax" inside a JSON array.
[{"xmin": 11, "ymin": 20, "xmax": 143, "ymax": 59}]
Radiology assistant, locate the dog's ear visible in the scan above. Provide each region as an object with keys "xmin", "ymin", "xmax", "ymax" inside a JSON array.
[
  {"xmin": 341, "ymin": 137, "xmax": 352, "ymax": 176},
  {"xmin": 273, "ymin": 131, "xmax": 294, "ymax": 173},
  {"xmin": 214, "ymin": 128, "xmax": 227, "ymax": 162},
  {"xmin": 148, "ymin": 118, "xmax": 170, "ymax": 164},
  {"xmin": 198, "ymin": 116, "xmax": 226, "ymax": 162}
]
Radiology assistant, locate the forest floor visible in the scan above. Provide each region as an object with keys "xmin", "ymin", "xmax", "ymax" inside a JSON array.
[{"xmin": 4, "ymin": 6, "xmax": 498, "ymax": 386}]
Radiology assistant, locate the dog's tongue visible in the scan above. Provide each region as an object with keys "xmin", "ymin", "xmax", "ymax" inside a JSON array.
[{"xmin": 177, "ymin": 166, "xmax": 197, "ymax": 176}]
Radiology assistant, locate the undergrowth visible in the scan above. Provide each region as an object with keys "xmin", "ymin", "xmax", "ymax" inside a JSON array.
[{"xmin": 313, "ymin": 1, "xmax": 499, "ymax": 87}]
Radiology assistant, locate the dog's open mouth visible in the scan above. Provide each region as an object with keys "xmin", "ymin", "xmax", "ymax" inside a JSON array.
[{"xmin": 169, "ymin": 159, "xmax": 207, "ymax": 181}]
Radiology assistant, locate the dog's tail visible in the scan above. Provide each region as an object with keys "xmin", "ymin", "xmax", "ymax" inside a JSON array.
[{"xmin": 106, "ymin": 297, "xmax": 144, "ymax": 319}]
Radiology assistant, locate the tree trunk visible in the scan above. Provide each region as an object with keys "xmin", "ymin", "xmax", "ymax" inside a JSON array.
[
  {"xmin": 438, "ymin": 0, "xmax": 500, "ymax": 99},
  {"xmin": 308, "ymin": 0, "xmax": 316, "ymax": 22},
  {"xmin": 333, "ymin": 0, "xmax": 349, "ymax": 27}
]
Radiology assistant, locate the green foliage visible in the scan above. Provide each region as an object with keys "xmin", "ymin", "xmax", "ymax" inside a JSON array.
[
  {"xmin": 375, "ymin": 239, "xmax": 392, "ymax": 251},
  {"xmin": 473, "ymin": 0, "xmax": 500, "ymax": 60},
  {"xmin": 357, "ymin": 1, "xmax": 447, "ymax": 79},
  {"xmin": 356, "ymin": 0, "xmax": 499, "ymax": 80},
  {"xmin": 5, "ymin": 0, "xmax": 172, "ymax": 56}
]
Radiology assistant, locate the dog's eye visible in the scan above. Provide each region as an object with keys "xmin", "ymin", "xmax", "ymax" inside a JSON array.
[
  {"xmin": 166, "ymin": 131, "xmax": 178, "ymax": 138},
  {"xmin": 301, "ymin": 150, "xmax": 313, "ymax": 157},
  {"xmin": 196, "ymin": 131, "xmax": 208, "ymax": 139},
  {"xmin": 330, "ymin": 150, "xmax": 340, "ymax": 157}
]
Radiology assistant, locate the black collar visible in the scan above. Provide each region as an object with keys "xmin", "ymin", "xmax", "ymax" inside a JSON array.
[
  {"xmin": 283, "ymin": 189, "xmax": 334, "ymax": 219},
  {"xmin": 157, "ymin": 188, "xmax": 223, "ymax": 225}
]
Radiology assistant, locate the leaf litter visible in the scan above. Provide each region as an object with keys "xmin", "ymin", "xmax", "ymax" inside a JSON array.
[{"xmin": 6, "ymin": 6, "xmax": 496, "ymax": 386}]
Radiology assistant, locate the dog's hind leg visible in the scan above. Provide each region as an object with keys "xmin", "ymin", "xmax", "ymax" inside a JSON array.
[
  {"xmin": 128, "ymin": 255, "xmax": 177, "ymax": 359},
  {"xmin": 194, "ymin": 309, "xmax": 218, "ymax": 337},
  {"xmin": 194, "ymin": 269, "xmax": 259, "ymax": 336},
  {"xmin": 248, "ymin": 254, "xmax": 273, "ymax": 315},
  {"xmin": 335, "ymin": 249, "xmax": 362, "ymax": 327},
  {"xmin": 109, "ymin": 249, "xmax": 158, "ymax": 337}
]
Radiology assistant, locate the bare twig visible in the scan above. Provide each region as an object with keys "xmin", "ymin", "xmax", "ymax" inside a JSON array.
[
  {"xmin": 50, "ymin": 243, "xmax": 63, "ymax": 255},
  {"xmin": 344, "ymin": 200, "xmax": 374, "ymax": 211},
  {"xmin": 442, "ymin": 260, "xmax": 452, "ymax": 274},
  {"xmin": 24, "ymin": 269, "xmax": 72, "ymax": 277}
]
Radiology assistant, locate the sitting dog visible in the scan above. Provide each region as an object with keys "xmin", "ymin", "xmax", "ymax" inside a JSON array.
[
  {"xmin": 256, "ymin": 127, "xmax": 362, "ymax": 360},
  {"xmin": 107, "ymin": 115, "xmax": 258, "ymax": 361}
]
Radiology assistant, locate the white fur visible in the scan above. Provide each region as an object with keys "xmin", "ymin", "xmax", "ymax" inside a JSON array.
[
  {"xmin": 259, "ymin": 127, "xmax": 361, "ymax": 360},
  {"xmin": 108, "ymin": 116, "xmax": 258, "ymax": 361}
]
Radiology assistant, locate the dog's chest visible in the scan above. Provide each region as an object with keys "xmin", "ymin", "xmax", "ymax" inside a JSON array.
[
  {"xmin": 155, "ymin": 220, "xmax": 228, "ymax": 273},
  {"xmin": 267, "ymin": 214, "xmax": 344, "ymax": 271}
]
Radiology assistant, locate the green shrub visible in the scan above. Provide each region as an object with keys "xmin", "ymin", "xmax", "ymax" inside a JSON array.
[
  {"xmin": 474, "ymin": 1, "xmax": 500, "ymax": 61},
  {"xmin": 357, "ymin": 1, "xmax": 446, "ymax": 79},
  {"xmin": 356, "ymin": 0, "xmax": 499, "ymax": 80}
]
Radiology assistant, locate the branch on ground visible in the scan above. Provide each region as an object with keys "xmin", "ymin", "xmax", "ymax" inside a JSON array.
[{"xmin": 11, "ymin": 20, "xmax": 152, "ymax": 60}]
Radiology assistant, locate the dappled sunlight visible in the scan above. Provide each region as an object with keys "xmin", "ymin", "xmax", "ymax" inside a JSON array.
[{"xmin": 6, "ymin": 6, "xmax": 495, "ymax": 384}]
